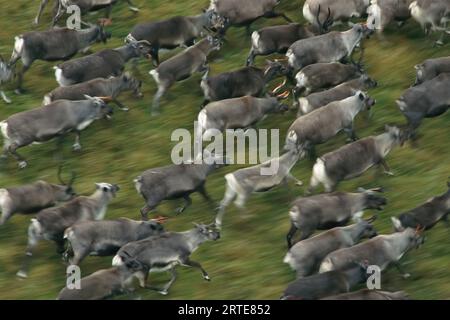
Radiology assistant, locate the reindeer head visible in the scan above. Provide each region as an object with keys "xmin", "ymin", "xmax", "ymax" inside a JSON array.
[
  {"xmin": 193, "ymin": 223, "xmax": 221, "ymax": 241},
  {"xmin": 359, "ymin": 187, "xmax": 387, "ymax": 210},
  {"xmin": 84, "ymin": 95, "xmax": 114, "ymax": 120},
  {"xmin": 264, "ymin": 60, "xmax": 289, "ymax": 80},
  {"xmin": 95, "ymin": 23, "xmax": 112, "ymax": 44},
  {"xmin": 121, "ymin": 72, "xmax": 143, "ymax": 98},
  {"xmin": 385, "ymin": 125, "xmax": 406, "ymax": 146},
  {"xmin": 360, "ymin": 74, "xmax": 378, "ymax": 89},
  {"xmin": 203, "ymin": 9, "xmax": 228, "ymax": 33},
  {"xmin": 51, "ymin": 165, "xmax": 77, "ymax": 202}
]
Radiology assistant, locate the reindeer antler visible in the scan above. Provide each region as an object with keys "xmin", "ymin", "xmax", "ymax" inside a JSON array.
[
  {"xmin": 277, "ymin": 90, "xmax": 290, "ymax": 100},
  {"xmin": 151, "ymin": 216, "xmax": 169, "ymax": 224},
  {"xmin": 271, "ymin": 79, "xmax": 287, "ymax": 95},
  {"xmin": 98, "ymin": 96, "xmax": 113, "ymax": 103}
]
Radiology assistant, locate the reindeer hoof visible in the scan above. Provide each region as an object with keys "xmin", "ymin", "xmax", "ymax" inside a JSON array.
[
  {"xmin": 129, "ymin": 6, "xmax": 140, "ymax": 13},
  {"xmin": 14, "ymin": 89, "xmax": 23, "ymax": 95},
  {"xmin": 296, "ymin": 181, "xmax": 303, "ymax": 187},
  {"xmin": 384, "ymin": 171, "xmax": 395, "ymax": 177},
  {"xmin": 203, "ymin": 275, "xmax": 211, "ymax": 281},
  {"xmin": 18, "ymin": 161, "xmax": 28, "ymax": 169},
  {"xmin": 402, "ymin": 273, "xmax": 411, "ymax": 279},
  {"xmin": 158, "ymin": 289, "xmax": 169, "ymax": 296},
  {"xmin": 72, "ymin": 143, "xmax": 82, "ymax": 152},
  {"xmin": 16, "ymin": 270, "xmax": 28, "ymax": 278},
  {"xmin": 2, "ymin": 96, "xmax": 12, "ymax": 104},
  {"xmin": 175, "ymin": 207, "xmax": 185, "ymax": 215}
]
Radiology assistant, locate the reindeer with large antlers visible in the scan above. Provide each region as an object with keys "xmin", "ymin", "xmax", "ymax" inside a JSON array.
[{"xmin": 200, "ymin": 60, "xmax": 288, "ymax": 106}]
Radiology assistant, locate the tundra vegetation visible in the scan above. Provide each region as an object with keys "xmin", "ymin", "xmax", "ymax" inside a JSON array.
[{"xmin": 0, "ymin": 0, "xmax": 448, "ymax": 299}]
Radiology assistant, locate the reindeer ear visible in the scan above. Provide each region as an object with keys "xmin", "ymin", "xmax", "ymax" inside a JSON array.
[{"xmin": 358, "ymin": 92, "xmax": 365, "ymax": 101}]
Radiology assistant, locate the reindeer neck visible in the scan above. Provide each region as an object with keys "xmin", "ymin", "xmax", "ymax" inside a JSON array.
[
  {"xmin": 114, "ymin": 45, "xmax": 136, "ymax": 62},
  {"xmin": 259, "ymin": 97, "xmax": 278, "ymax": 113},
  {"xmin": 342, "ymin": 267, "xmax": 366, "ymax": 287},
  {"xmin": 88, "ymin": 190, "xmax": 112, "ymax": 208},
  {"xmin": 194, "ymin": 40, "xmax": 212, "ymax": 55},
  {"xmin": 278, "ymin": 151, "xmax": 300, "ymax": 174},
  {"xmin": 374, "ymin": 133, "xmax": 396, "ymax": 158},
  {"xmin": 346, "ymin": 223, "xmax": 367, "ymax": 243},
  {"xmin": 340, "ymin": 95, "xmax": 363, "ymax": 120},
  {"xmin": 182, "ymin": 229, "xmax": 208, "ymax": 252},
  {"xmin": 342, "ymin": 29, "xmax": 362, "ymax": 55},
  {"xmin": 76, "ymin": 27, "xmax": 99, "ymax": 49},
  {"xmin": 385, "ymin": 231, "xmax": 413, "ymax": 257},
  {"xmin": 188, "ymin": 13, "xmax": 208, "ymax": 34}
]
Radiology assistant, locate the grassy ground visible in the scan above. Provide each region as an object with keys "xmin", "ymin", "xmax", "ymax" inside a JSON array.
[{"xmin": 0, "ymin": 0, "xmax": 449, "ymax": 300}]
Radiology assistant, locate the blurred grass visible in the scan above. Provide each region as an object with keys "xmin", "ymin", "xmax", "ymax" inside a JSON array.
[{"xmin": 0, "ymin": 0, "xmax": 449, "ymax": 300}]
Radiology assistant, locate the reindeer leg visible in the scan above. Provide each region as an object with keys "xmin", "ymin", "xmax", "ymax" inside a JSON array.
[
  {"xmin": 69, "ymin": 247, "xmax": 89, "ymax": 266},
  {"xmin": 126, "ymin": 0, "xmax": 139, "ymax": 13},
  {"xmin": 147, "ymin": 268, "xmax": 177, "ymax": 295},
  {"xmin": 344, "ymin": 125, "xmax": 358, "ymax": 142},
  {"xmin": 215, "ymin": 185, "xmax": 237, "ymax": 228},
  {"xmin": 380, "ymin": 159, "xmax": 394, "ymax": 176},
  {"xmin": 181, "ymin": 257, "xmax": 210, "ymax": 281},
  {"xmin": 1, "ymin": 138, "xmax": 10, "ymax": 159},
  {"xmin": 151, "ymin": 83, "xmax": 168, "ymax": 116},
  {"xmin": 15, "ymin": 64, "xmax": 30, "ymax": 95},
  {"xmin": 140, "ymin": 202, "xmax": 157, "ymax": 221},
  {"xmin": 288, "ymin": 174, "xmax": 303, "ymax": 186},
  {"xmin": 52, "ymin": 2, "xmax": 65, "ymax": 27},
  {"xmin": 286, "ymin": 223, "xmax": 298, "ymax": 249},
  {"xmin": 0, "ymin": 206, "xmax": 12, "ymax": 226},
  {"xmin": 17, "ymin": 221, "xmax": 42, "ymax": 278},
  {"xmin": 243, "ymin": 24, "xmax": 251, "ymax": 36},
  {"xmin": 113, "ymin": 99, "xmax": 129, "ymax": 112},
  {"xmin": 101, "ymin": 5, "xmax": 113, "ymax": 25},
  {"xmin": 9, "ymin": 143, "xmax": 27, "ymax": 169},
  {"xmin": 149, "ymin": 47, "xmax": 159, "ymax": 67},
  {"xmin": 308, "ymin": 144, "xmax": 317, "ymax": 161},
  {"xmin": 198, "ymin": 184, "xmax": 214, "ymax": 205},
  {"xmin": 72, "ymin": 131, "xmax": 81, "ymax": 152},
  {"xmin": 34, "ymin": 0, "xmax": 49, "ymax": 25},
  {"xmin": 307, "ymin": 174, "xmax": 320, "ymax": 195},
  {"xmin": 62, "ymin": 240, "xmax": 74, "ymax": 264},
  {"xmin": 435, "ymin": 21, "xmax": 448, "ymax": 46},
  {"xmin": 246, "ymin": 49, "xmax": 255, "ymax": 66},
  {"xmin": 0, "ymin": 90, "xmax": 11, "ymax": 104},
  {"xmin": 55, "ymin": 238, "xmax": 66, "ymax": 255},
  {"xmin": 442, "ymin": 214, "xmax": 449, "ymax": 228},
  {"xmin": 176, "ymin": 195, "xmax": 192, "ymax": 215},
  {"xmin": 234, "ymin": 191, "xmax": 248, "ymax": 209},
  {"xmin": 394, "ymin": 262, "xmax": 410, "ymax": 279}
]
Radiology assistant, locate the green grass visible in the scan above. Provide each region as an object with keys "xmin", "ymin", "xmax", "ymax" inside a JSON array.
[{"xmin": 0, "ymin": 0, "xmax": 449, "ymax": 300}]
